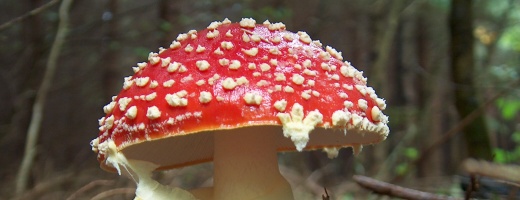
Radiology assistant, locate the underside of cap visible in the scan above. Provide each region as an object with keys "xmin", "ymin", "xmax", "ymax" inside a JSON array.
[{"xmin": 97, "ymin": 125, "xmax": 386, "ymax": 171}]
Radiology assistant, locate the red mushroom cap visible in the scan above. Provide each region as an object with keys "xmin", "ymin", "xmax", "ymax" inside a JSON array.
[{"xmin": 91, "ymin": 18, "xmax": 389, "ymax": 171}]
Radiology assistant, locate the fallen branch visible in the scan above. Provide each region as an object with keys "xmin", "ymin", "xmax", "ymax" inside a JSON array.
[
  {"xmin": 13, "ymin": 173, "xmax": 73, "ymax": 200},
  {"xmin": 353, "ymin": 175, "xmax": 459, "ymax": 200},
  {"xmin": 462, "ymin": 158, "xmax": 520, "ymax": 186}
]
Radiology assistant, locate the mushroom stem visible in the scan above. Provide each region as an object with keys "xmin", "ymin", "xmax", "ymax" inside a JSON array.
[{"xmin": 213, "ymin": 126, "xmax": 294, "ymax": 200}]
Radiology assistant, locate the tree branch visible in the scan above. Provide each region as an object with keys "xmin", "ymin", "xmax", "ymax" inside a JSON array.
[
  {"xmin": 0, "ymin": 0, "xmax": 61, "ymax": 32},
  {"xmin": 15, "ymin": 0, "xmax": 74, "ymax": 195},
  {"xmin": 353, "ymin": 175, "xmax": 459, "ymax": 200}
]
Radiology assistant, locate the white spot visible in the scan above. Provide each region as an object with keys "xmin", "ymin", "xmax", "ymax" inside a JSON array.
[
  {"xmin": 123, "ymin": 76, "xmax": 134, "ymax": 90},
  {"xmin": 283, "ymin": 33, "xmax": 293, "ymax": 41},
  {"xmin": 376, "ymin": 98, "xmax": 387, "ymax": 110},
  {"xmin": 219, "ymin": 58, "xmax": 230, "ymax": 66},
  {"xmin": 247, "ymin": 63, "xmax": 256, "ymax": 70},
  {"xmin": 178, "ymin": 65, "xmax": 187, "ymax": 73},
  {"xmin": 184, "ymin": 44, "xmax": 194, "ymax": 52},
  {"xmin": 199, "ymin": 91, "xmax": 212, "ymax": 103},
  {"xmin": 277, "ymin": 103, "xmax": 323, "ymax": 151},
  {"xmin": 242, "ymin": 48, "xmax": 258, "ymax": 56},
  {"xmin": 275, "ymin": 73, "xmax": 286, "ymax": 81},
  {"xmin": 319, "ymin": 51, "xmax": 331, "ymax": 61},
  {"xmin": 358, "ymin": 99, "xmax": 368, "ymax": 111},
  {"xmin": 303, "ymin": 69, "xmax": 317, "ymax": 76},
  {"xmin": 260, "ymin": 63, "xmax": 271, "ymax": 72},
  {"xmin": 294, "ymin": 64, "xmax": 302, "ymax": 70},
  {"xmin": 104, "ymin": 115, "xmax": 115, "ymax": 130},
  {"xmin": 135, "ymin": 77, "xmax": 150, "ymax": 87},
  {"xmin": 208, "ymin": 74, "xmax": 221, "ymax": 85},
  {"xmin": 244, "ymin": 92, "xmax": 262, "ymax": 105},
  {"xmin": 181, "ymin": 74, "xmax": 193, "ymax": 83},
  {"xmin": 269, "ymin": 47, "xmax": 280, "ymax": 55},
  {"xmin": 221, "ymin": 41, "xmax": 234, "ymax": 50},
  {"xmin": 214, "ymin": 47, "xmax": 224, "ymax": 55},
  {"xmin": 339, "ymin": 92, "xmax": 348, "ymax": 99},
  {"xmin": 312, "ymin": 90, "xmax": 320, "ymax": 97},
  {"xmin": 222, "ymin": 77, "xmax": 237, "ymax": 90},
  {"xmin": 148, "ymin": 53, "xmax": 160, "ymax": 65},
  {"xmin": 303, "ymin": 59, "xmax": 312, "ymax": 68},
  {"xmin": 146, "ymin": 106, "xmax": 161, "ymax": 120},
  {"xmin": 256, "ymin": 80, "xmax": 269, "ymax": 87},
  {"xmin": 167, "ymin": 62, "xmax": 180, "ymax": 73},
  {"xmin": 149, "ymin": 80, "xmax": 158, "ymax": 88},
  {"xmin": 196, "ymin": 45, "xmax": 206, "ymax": 53},
  {"xmin": 229, "ymin": 60, "xmax": 241, "ymax": 70},
  {"xmin": 161, "ymin": 57, "xmax": 171, "ymax": 67},
  {"xmin": 269, "ymin": 59, "xmax": 278, "ymax": 66},
  {"xmin": 207, "ymin": 21, "xmax": 221, "ymax": 29},
  {"xmin": 321, "ymin": 63, "xmax": 331, "ymax": 71},
  {"xmin": 165, "ymin": 92, "xmax": 188, "ymax": 107},
  {"xmin": 177, "ymin": 33, "xmax": 188, "ymax": 41},
  {"xmin": 274, "ymin": 100, "xmax": 287, "ymax": 112},
  {"xmin": 163, "ymin": 79, "xmax": 175, "ymax": 87},
  {"xmin": 271, "ymin": 36, "xmax": 281, "ymax": 43},
  {"xmin": 371, "ymin": 106, "xmax": 381, "ymax": 121},
  {"xmin": 222, "ymin": 18, "xmax": 231, "ymax": 24},
  {"xmin": 344, "ymin": 100, "xmax": 354, "ymax": 109},
  {"xmin": 331, "ymin": 74, "xmax": 340, "ymax": 81},
  {"xmin": 253, "ymin": 72, "xmax": 261, "ymax": 77},
  {"xmin": 206, "ymin": 29, "xmax": 219, "ymax": 39},
  {"xmin": 196, "ymin": 80, "xmax": 206, "ymax": 86},
  {"xmin": 331, "ymin": 110, "xmax": 351, "ymax": 127},
  {"xmin": 145, "ymin": 92, "xmax": 157, "ymax": 101},
  {"xmin": 236, "ymin": 76, "xmax": 249, "ymax": 85},
  {"xmin": 239, "ymin": 18, "xmax": 256, "ymax": 28},
  {"xmin": 118, "ymin": 97, "xmax": 132, "ymax": 111},
  {"xmin": 170, "ymin": 41, "xmax": 181, "ymax": 49},
  {"xmin": 225, "ymin": 30, "xmax": 233, "ymax": 37},
  {"xmin": 292, "ymin": 74, "xmax": 305, "ymax": 85},
  {"xmin": 297, "ymin": 31, "xmax": 312, "ymax": 44},
  {"xmin": 326, "ymin": 46, "xmax": 343, "ymax": 60},
  {"xmin": 196, "ymin": 60, "xmax": 210, "ymax": 71},
  {"xmin": 307, "ymin": 80, "xmax": 315, "ymax": 86},
  {"xmin": 284, "ymin": 86, "xmax": 294, "ymax": 93},
  {"xmin": 251, "ymin": 34, "xmax": 261, "ymax": 42},
  {"xmin": 355, "ymin": 85, "xmax": 367, "ymax": 96},
  {"xmin": 103, "ymin": 101, "xmax": 116, "ymax": 114},
  {"xmin": 242, "ymin": 32, "xmax": 251, "ymax": 42},
  {"xmin": 125, "ymin": 106, "xmax": 137, "ymax": 119},
  {"xmin": 301, "ymin": 90, "xmax": 311, "ymax": 99}
]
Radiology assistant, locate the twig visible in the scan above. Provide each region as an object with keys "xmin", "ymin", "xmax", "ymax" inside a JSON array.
[
  {"xmin": 464, "ymin": 174, "xmax": 478, "ymax": 200},
  {"xmin": 462, "ymin": 158, "xmax": 520, "ymax": 186},
  {"xmin": 12, "ymin": 173, "xmax": 73, "ymax": 200},
  {"xmin": 14, "ymin": 0, "xmax": 74, "ymax": 195},
  {"xmin": 66, "ymin": 180, "xmax": 115, "ymax": 200},
  {"xmin": 0, "ymin": 0, "xmax": 61, "ymax": 32},
  {"xmin": 90, "ymin": 188, "xmax": 136, "ymax": 200},
  {"xmin": 322, "ymin": 187, "xmax": 330, "ymax": 200},
  {"xmin": 353, "ymin": 175, "xmax": 459, "ymax": 200}
]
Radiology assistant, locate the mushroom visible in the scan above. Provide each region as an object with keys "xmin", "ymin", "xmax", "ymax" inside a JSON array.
[{"xmin": 91, "ymin": 18, "xmax": 389, "ymax": 200}]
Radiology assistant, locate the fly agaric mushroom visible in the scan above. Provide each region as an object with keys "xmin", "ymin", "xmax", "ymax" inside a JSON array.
[{"xmin": 91, "ymin": 18, "xmax": 389, "ymax": 200}]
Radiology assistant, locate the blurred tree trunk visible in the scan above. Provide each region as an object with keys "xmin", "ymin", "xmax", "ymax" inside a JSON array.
[
  {"xmin": 158, "ymin": 0, "xmax": 183, "ymax": 46},
  {"xmin": 449, "ymin": 0, "xmax": 493, "ymax": 160},
  {"xmin": 101, "ymin": 0, "xmax": 121, "ymax": 98}
]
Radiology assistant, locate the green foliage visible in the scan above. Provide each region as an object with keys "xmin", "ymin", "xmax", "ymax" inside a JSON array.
[
  {"xmin": 394, "ymin": 147, "xmax": 419, "ymax": 176},
  {"xmin": 493, "ymin": 131, "xmax": 520, "ymax": 163},
  {"xmin": 495, "ymin": 98, "xmax": 520, "ymax": 120},
  {"xmin": 499, "ymin": 25, "xmax": 520, "ymax": 51}
]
